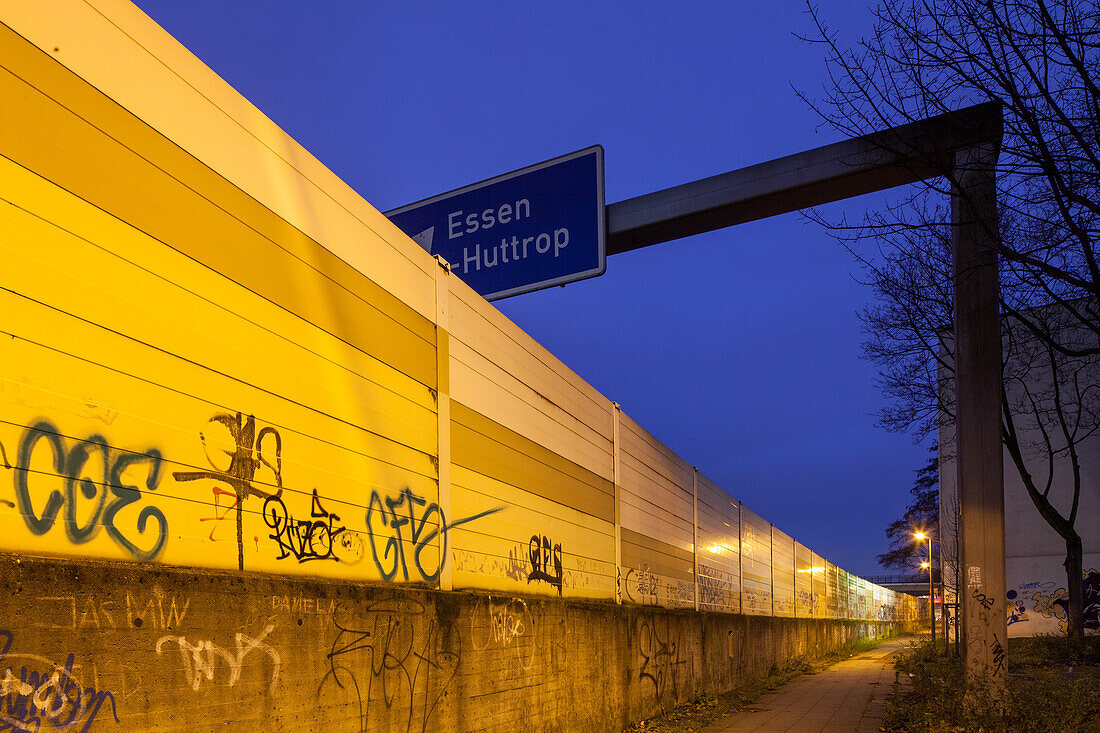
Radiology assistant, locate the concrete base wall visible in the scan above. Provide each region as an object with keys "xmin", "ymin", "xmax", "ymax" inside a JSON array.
[{"xmin": 0, "ymin": 555, "xmax": 916, "ymax": 732}]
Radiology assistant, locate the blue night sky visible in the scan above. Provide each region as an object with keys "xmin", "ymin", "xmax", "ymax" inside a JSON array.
[{"xmin": 132, "ymin": 0, "xmax": 931, "ymax": 576}]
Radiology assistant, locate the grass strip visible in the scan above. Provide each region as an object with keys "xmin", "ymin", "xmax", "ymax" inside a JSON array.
[{"xmin": 884, "ymin": 635, "xmax": 1100, "ymax": 732}]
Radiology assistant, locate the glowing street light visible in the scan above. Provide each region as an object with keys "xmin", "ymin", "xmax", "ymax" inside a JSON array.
[{"xmin": 914, "ymin": 531, "xmax": 935, "ymax": 643}]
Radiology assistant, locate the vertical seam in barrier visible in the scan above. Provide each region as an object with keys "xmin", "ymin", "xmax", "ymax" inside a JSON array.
[
  {"xmin": 770, "ymin": 523, "xmax": 775, "ymax": 618},
  {"xmin": 738, "ymin": 502, "xmax": 743, "ymax": 615},
  {"xmin": 848, "ymin": 569, "xmax": 853, "ymax": 619},
  {"xmin": 434, "ymin": 256, "xmax": 453, "ymax": 592},
  {"xmin": 613, "ymin": 402, "xmax": 622, "ymax": 604},
  {"xmin": 692, "ymin": 468, "xmax": 698, "ymax": 612}
]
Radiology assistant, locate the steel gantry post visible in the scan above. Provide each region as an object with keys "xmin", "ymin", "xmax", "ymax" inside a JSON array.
[{"xmin": 604, "ymin": 102, "xmax": 1005, "ymax": 682}]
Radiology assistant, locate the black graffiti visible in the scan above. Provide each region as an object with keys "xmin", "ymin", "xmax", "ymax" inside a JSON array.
[
  {"xmin": 527, "ymin": 534, "xmax": 563, "ymax": 596},
  {"xmin": 318, "ymin": 601, "xmax": 459, "ymax": 733},
  {"xmin": 366, "ymin": 488, "xmax": 502, "ymax": 585},
  {"xmin": 0, "ymin": 629, "xmax": 119, "ymax": 733},
  {"xmin": 0, "ymin": 440, "xmax": 14, "ymax": 508},
  {"xmin": 971, "ymin": 589, "xmax": 996, "ymax": 610},
  {"xmin": 638, "ymin": 618, "xmax": 684, "ymax": 700},
  {"xmin": 991, "ymin": 633, "xmax": 1006, "ymax": 675},
  {"xmin": 13, "ymin": 420, "xmax": 167, "ymax": 561},
  {"xmin": 173, "ymin": 412, "xmax": 283, "ymax": 571},
  {"xmin": 264, "ymin": 489, "xmax": 360, "ymax": 563}
]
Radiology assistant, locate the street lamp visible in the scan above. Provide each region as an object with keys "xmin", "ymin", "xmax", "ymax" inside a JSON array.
[{"xmin": 915, "ymin": 531, "xmax": 935, "ymax": 643}]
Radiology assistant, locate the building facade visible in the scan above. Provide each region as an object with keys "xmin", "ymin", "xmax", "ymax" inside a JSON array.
[{"xmin": 940, "ymin": 309, "xmax": 1100, "ymax": 636}]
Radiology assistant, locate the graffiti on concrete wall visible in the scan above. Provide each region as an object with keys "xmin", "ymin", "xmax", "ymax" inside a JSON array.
[
  {"xmin": 12, "ymin": 419, "xmax": 168, "ymax": 562},
  {"xmin": 36, "ymin": 592, "xmax": 190, "ymax": 632},
  {"xmin": 271, "ymin": 594, "xmax": 336, "ymax": 615},
  {"xmin": 366, "ymin": 487, "xmax": 501, "ymax": 585},
  {"xmin": 637, "ymin": 616, "xmax": 684, "ymax": 701},
  {"xmin": 1005, "ymin": 569, "xmax": 1100, "ymax": 632},
  {"xmin": 318, "ymin": 599, "xmax": 458, "ymax": 733},
  {"xmin": 469, "ymin": 596, "xmax": 531, "ymax": 651},
  {"xmin": 468, "ymin": 595, "xmax": 542, "ymax": 678},
  {"xmin": 156, "ymin": 622, "xmax": 281, "ymax": 694},
  {"xmin": 467, "ymin": 596, "xmax": 569, "ymax": 681},
  {"xmin": 0, "ymin": 628, "xmax": 119, "ymax": 733},
  {"xmin": 1088, "ymin": 569, "xmax": 1100, "ymax": 628}
]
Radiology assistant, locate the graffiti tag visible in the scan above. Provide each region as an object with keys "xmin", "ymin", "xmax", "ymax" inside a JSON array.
[
  {"xmin": 156, "ymin": 623, "xmax": 280, "ymax": 694},
  {"xmin": 527, "ymin": 534, "xmax": 563, "ymax": 596},
  {"xmin": 13, "ymin": 420, "xmax": 167, "ymax": 561},
  {"xmin": 0, "ymin": 629, "xmax": 118, "ymax": 733},
  {"xmin": 365, "ymin": 488, "xmax": 501, "ymax": 585},
  {"xmin": 263, "ymin": 489, "xmax": 363, "ymax": 564},
  {"xmin": 318, "ymin": 600, "xmax": 458, "ymax": 733},
  {"xmin": 173, "ymin": 412, "xmax": 283, "ymax": 570},
  {"xmin": 638, "ymin": 618, "xmax": 684, "ymax": 700}
]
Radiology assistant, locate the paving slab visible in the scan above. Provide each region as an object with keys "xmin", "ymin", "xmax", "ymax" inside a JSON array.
[{"xmin": 701, "ymin": 636, "xmax": 918, "ymax": 733}]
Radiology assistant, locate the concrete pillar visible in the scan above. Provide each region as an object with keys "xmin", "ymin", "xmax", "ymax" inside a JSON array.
[{"xmin": 951, "ymin": 143, "xmax": 1006, "ymax": 681}]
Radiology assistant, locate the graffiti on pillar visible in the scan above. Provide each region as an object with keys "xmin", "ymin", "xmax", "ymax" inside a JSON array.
[
  {"xmin": 11, "ymin": 419, "xmax": 168, "ymax": 561},
  {"xmin": 991, "ymin": 633, "xmax": 1006, "ymax": 675},
  {"xmin": 970, "ymin": 589, "xmax": 995, "ymax": 611},
  {"xmin": 0, "ymin": 628, "xmax": 119, "ymax": 732},
  {"xmin": 317, "ymin": 599, "xmax": 459, "ymax": 733},
  {"xmin": 173, "ymin": 412, "xmax": 283, "ymax": 571}
]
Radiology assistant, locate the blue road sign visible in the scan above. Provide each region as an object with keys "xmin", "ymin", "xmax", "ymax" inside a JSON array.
[{"xmin": 385, "ymin": 146, "xmax": 605, "ymax": 301}]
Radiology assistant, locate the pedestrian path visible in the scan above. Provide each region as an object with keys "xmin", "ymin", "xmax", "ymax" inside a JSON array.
[{"xmin": 701, "ymin": 635, "xmax": 918, "ymax": 733}]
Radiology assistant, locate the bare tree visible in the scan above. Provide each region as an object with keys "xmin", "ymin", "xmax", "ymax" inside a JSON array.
[
  {"xmin": 799, "ymin": 0, "xmax": 1100, "ymax": 641},
  {"xmin": 878, "ymin": 443, "xmax": 940, "ymax": 575}
]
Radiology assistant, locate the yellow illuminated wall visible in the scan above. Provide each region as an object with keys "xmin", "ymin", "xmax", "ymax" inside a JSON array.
[{"xmin": 0, "ymin": 1, "xmax": 916, "ymax": 624}]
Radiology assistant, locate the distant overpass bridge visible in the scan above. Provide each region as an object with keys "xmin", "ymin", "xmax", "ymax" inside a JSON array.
[{"xmin": 864, "ymin": 574, "xmax": 937, "ymax": 597}]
